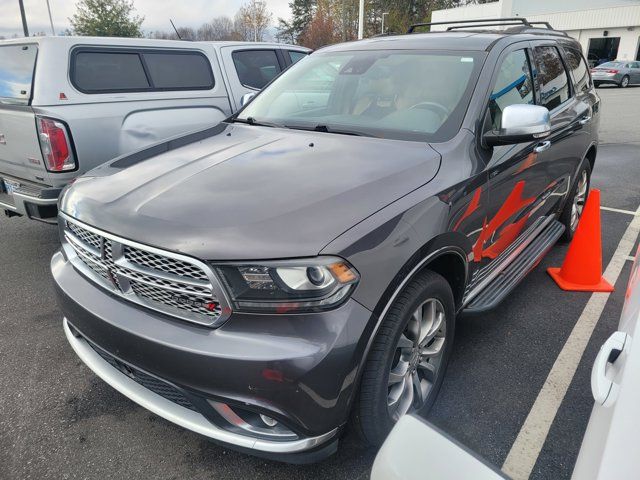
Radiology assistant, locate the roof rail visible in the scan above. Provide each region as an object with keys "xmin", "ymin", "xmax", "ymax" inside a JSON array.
[
  {"xmin": 407, "ymin": 17, "xmax": 531, "ymax": 33},
  {"xmin": 528, "ymin": 21, "xmax": 554, "ymax": 29},
  {"xmin": 445, "ymin": 22, "xmax": 527, "ymax": 31}
]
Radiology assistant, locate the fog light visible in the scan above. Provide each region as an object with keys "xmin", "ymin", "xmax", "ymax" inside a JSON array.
[{"xmin": 260, "ymin": 414, "xmax": 278, "ymax": 427}]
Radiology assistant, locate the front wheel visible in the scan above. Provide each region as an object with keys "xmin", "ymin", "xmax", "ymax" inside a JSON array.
[
  {"xmin": 352, "ymin": 270, "xmax": 455, "ymax": 446},
  {"xmin": 559, "ymin": 161, "xmax": 591, "ymax": 242}
]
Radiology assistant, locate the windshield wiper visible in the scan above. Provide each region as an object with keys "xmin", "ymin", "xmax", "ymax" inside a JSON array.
[
  {"xmin": 230, "ymin": 117, "xmax": 286, "ymax": 129},
  {"xmin": 287, "ymin": 124, "xmax": 373, "ymax": 137}
]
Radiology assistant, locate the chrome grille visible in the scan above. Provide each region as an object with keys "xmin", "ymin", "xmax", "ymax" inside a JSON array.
[
  {"xmin": 62, "ymin": 215, "xmax": 230, "ymax": 327},
  {"xmin": 130, "ymin": 280, "xmax": 222, "ymax": 318},
  {"xmin": 124, "ymin": 246, "xmax": 209, "ymax": 281},
  {"xmin": 67, "ymin": 221, "xmax": 101, "ymax": 250}
]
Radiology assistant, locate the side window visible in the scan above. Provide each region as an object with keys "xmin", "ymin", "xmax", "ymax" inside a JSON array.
[
  {"xmin": 0, "ymin": 44, "xmax": 37, "ymax": 104},
  {"xmin": 533, "ymin": 46, "xmax": 570, "ymax": 110},
  {"xmin": 73, "ymin": 51, "xmax": 149, "ymax": 92},
  {"xmin": 143, "ymin": 52, "xmax": 213, "ymax": 89},
  {"xmin": 72, "ymin": 49, "xmax": 214, "ymax": 93},
  {"xmin": 232, "ymin": 50, "xmax": 282, "ymax": 90},
  {"xmin": 488, "ymin": 49, "xmax": 534, "ymax": 130},
  {"xmin": 563, "ymin": 46, "xmax": 591, "ymax": 93},
  {"xmin": 288, "ymin": 50, "xmax": 307, "ymax": 64}
]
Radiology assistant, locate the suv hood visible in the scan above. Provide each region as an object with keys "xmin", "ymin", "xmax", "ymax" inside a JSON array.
[{"xmin": 61, "ymin": 124, "xmax": 441, "ymax": 260}]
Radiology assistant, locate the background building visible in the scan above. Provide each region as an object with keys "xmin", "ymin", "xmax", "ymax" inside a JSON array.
[{"xmin": 432, "ymin": 0, "xmax": 640, "ymax": 65}]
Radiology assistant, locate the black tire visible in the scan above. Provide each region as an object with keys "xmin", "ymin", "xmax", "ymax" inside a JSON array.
[
  {"xmin": 619, "ymin": 76, "xmax": 630, "ymax": 88},
  {"xmin": 593, "ymin": 81, "xmax": 601, "ymax": 88},
  {"xmin": 559, "ymin": 161, "xmax": 591, "ymax": 242},
  {"xmin": 352, "ymin": 270, "xmax": 455, "ymax": 446}
]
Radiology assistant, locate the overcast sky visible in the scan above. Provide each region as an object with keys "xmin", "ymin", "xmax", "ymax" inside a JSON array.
[{"xmin": 0, "ymin": 0, "xmax": 291, "ymax": 37}]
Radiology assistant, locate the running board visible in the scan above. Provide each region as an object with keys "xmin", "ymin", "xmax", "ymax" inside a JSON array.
[{"xmin": 463, "ymin": 220, "xmax": 565, "ymax": 314}]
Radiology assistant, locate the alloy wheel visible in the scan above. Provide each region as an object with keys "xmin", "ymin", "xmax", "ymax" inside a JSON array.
[
  {"xmin": 570, "ymin": 169, "xmax": 588, "ymax": 232},
  {"xmin": 387, "ymin": 298, "xmax": 446, "ymax": 421}
]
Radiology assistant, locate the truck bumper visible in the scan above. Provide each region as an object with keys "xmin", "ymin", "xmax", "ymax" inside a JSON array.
[{"xmin": 0, "ymin": 177, "xmax": 60, "ymax": 223}]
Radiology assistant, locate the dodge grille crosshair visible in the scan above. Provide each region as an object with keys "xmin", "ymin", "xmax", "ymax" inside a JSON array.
[{"xmin": 60, "ymin": 214, "xmax": 231, "ymax": 327}]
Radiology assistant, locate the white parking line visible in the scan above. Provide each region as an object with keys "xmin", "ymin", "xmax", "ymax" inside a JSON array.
[
  {"xmin": 502, "ymin": 204, "xmax": 640, "ymax": 480},
  {"xmin": 601, "ymin": 206, "xmax": 638, "ymax": 216}
]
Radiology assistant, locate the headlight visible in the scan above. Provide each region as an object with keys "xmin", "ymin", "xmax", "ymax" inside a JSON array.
[{"xmin": 213, "ymin": 257, "xmax": 359, "ymax": 313}]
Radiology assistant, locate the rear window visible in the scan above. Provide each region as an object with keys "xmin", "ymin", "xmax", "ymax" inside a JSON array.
[
  {"xmin": 563, "ymin": 46, "xmax": 591, "ymax": 93},
  {"xmin": 71, "ymin": 49, "xmax": 214, "ymax": 93},
  {"xmin": 232, "ymin": 50, "xmax": 282, "ymax": 90},
  {"xmin": 288, "ymin": 50, "xmax": 307, "ymax": 64},
  {"xmin": 533, "ymin": 46, "xmax": 570, "ymax": 110},
  {"xmin": 598, "ymin": 61, "xmax": 624, "ymax": 69},
  {"xmin": 0, "ymin": 44, "xmax": 37, "ymax": 105}
]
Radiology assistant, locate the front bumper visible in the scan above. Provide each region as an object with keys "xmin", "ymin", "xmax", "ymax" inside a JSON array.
[
  {"xmin": 0, "ymin": 176, "xmax": 60, "ymax": 223},
  {"xmin": 52, "ymin": 250, "xmax": 374, "ymax": 459}
]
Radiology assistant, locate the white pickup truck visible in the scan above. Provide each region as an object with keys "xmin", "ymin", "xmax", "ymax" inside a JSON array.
[{"xmin": 0, "ymin": 36, "xmax": 309, "ymax": 223}]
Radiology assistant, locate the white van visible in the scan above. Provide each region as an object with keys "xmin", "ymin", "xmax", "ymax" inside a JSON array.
[{"xmin": 0, "ymin": 36, "xmax": 309, "ymax": 222}]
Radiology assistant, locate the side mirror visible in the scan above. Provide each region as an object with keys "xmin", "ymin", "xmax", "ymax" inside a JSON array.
[
  {"xmin": 483, "ymin": 104, "xmax": 551, "ymax": 147},
  {"xmin": 240, "ymin": 92, "xmax": 257, "ymax": 107}
]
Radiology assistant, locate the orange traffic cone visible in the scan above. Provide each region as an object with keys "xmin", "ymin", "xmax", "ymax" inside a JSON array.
[{"xmin": 547, "ymin": 189, "xmax": 614, "ymax": 292}]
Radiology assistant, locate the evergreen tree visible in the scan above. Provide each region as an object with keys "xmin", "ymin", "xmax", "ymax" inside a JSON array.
[
  {"xmin": 276, "ymin": 0, "xmax": 316, "ymax": 44},
  {"xmin": 69, "ymin": 0, "xmax": 143, "ymax": 37}
]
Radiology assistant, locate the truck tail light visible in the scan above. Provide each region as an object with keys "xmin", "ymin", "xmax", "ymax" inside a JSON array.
[{"xmin": 36, "ymin": 117, "xmax": 76, "ymax": 172}]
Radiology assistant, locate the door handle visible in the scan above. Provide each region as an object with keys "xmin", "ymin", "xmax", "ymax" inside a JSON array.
[
  {"xmin": 534, "ymin": 140, "xmax": 551, "ymax": 153},
  {"xmin": 579, "ymin": 116, "xmax": 592, "ymax": 126},
  {"xmin": 591, "ymin": 331, "xmax": 628, "ymax": 407}
]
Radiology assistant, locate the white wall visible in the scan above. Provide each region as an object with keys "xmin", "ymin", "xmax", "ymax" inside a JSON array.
[
  {"xmin": 566, "ymin": 28, "xmax": 640, "ymax": 60},
  {"xmin": 430, "ymin": 2, "xmax": 503, "ymax": 30},
  {"xmin": 430, "ymin": 1, "xmax": 640, "ymax": 59}
]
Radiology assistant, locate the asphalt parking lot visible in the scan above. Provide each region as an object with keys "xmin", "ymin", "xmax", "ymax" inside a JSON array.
[{"xmin": 1, "ymin": 86, "xmax": 639, "ymax": 480}]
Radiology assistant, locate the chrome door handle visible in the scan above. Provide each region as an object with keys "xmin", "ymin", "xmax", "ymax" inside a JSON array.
[
  {"xmin": 579, "ymin": 116, "xmax": 592, "ymax": 126},
  {"xmin": 534, "ymin": 140, "xmax": 551, "ymax": 153},
  {"xmin": 591, "ymin": 331, "xmax": 628, "ymax": 407}
]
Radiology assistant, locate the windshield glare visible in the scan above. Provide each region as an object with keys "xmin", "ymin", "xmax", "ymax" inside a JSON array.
[{"xmin": 237, "ymin": 50, "xmax": 483, "ymax": 142}]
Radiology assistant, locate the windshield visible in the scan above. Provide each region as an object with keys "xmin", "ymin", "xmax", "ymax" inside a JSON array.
[
  {"xmin": 237, "ymin": 49, "xmax": 484, "ymax": 142},
  {"xmin": 598, "ymin": 61, "xmax": 624, "ymax": 68},
  {"xmin": 0, "ymin": 44, "xmax": 37, "ymax": 105}
]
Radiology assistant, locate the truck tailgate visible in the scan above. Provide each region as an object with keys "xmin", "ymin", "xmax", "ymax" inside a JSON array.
[{"xmin": 0, "ymin": 106, "xmax": 48, "ymax": 184}]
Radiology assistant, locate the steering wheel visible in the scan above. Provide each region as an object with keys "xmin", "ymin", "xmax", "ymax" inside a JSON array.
[{"xmin": 409, "ymin": 102, "xmax": 450, "ymax": 120}]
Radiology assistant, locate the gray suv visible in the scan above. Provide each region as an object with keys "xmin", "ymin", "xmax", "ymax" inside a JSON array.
[{"xmin": 52, "ymin": 19, "xmax": 599, "ymax": 462}]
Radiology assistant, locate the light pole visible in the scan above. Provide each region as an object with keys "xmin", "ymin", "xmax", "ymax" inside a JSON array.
[
  {"xmin": 358, "ymin": 0, "xmax": 364, "ymax": 39},
  {"xmin": 18, "ymin": 0, "xmax": 29, "ymax": 37},
  {"xmin": 381, "ymin": 12, "xmax": 389, "ymax": 34},
  {"xmin": 45, "ymin": 0, "xmax": 55, "ymax": 35}
]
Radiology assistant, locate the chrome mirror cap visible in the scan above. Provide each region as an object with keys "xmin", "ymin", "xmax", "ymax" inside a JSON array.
[
  {"xmin": 500, "ymin": 104, "xmax": 551, "ymax": 138},
  {"xmin": 240, "ymin": 92, "xmax": 257, "ymax": 107},
  {"xmin": 484, "ymin": 104, "xmax": 551, "ymax": 147}
]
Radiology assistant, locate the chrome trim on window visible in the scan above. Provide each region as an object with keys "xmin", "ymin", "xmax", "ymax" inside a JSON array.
[{"xmin": 59, "ymin": 212, "xmax": 232, "ymax": 327}]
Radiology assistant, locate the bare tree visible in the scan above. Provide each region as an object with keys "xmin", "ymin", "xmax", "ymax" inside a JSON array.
[
  {"xmin": 235, "ymin": 0, "xmax": 272, "ymax": 42},
  {"xmin": 198, "ymin": 16, "xmax": 237, "ymax": 41}
]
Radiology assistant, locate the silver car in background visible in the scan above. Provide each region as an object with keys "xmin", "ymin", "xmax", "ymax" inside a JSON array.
[
  {"xmin": 0, "ymin": 36, "xmax": 308, "ymax": 223},
  {"xmin": 591, "ymin": 60, "xmax": 640, "ymax": 88}
]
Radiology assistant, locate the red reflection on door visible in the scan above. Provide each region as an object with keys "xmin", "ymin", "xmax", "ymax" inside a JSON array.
[
  {"xmin": 453, "ymin": 187, "xmax": 482, "ymax": 232},
  {"xmin": 473, "ymin": 180, "xmax": 534, "ymax": 262}
]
